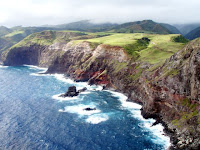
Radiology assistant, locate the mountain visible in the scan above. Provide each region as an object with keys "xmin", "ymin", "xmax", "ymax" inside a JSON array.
[
  {"xmin": 160, "ymin": 23, "xmax": 181, "ymax": 34},
  {"xmin": 0, "ymin": 26, "xmax": 12, "ymax": 37},
  {"xmin": 175, "ymin": 23, "xmax": 200, "ymax": 35},
  {"xmin": 0, "ymin": 20, "xmax": 182, "ymax": 56},
  {"xmin": 2, "ymin": 30, "xmax": 200, "ymax": 149},
  {"xmin": 110, "ymin": 20, "xmax": 173, "ymax": 34},
  {"xmin": 52, "ymin": 20, "xmax": 118, "ymax": 32},
  {"xmin": 0, "ymin": 26, "xmax": 57, "ymax": 54},
  {"xmin": 185, "ymin": 26, "xmax": 200, "ymax": 40}
]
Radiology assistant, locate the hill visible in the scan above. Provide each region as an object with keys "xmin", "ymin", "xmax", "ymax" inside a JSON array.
[
  {"xmin": 0, "ymin": 26, "xmax": 57, "ymax": 54},
  {"xmin": 110, "ymin": 20, "xmax": 173, "ymax": 34},
  {"xmin": 175, "ymin": 23, "xmax": 200, "ymax": 35},
  {"xmin": 0, "ymin": 26, "xmax": 12, "ymax": 37},
  {"xmin": 185, "ymin": 26, "xmax": 200, "ymax": 40},
  {"xmin": 5, "ymin": 30, "xmax": 186, "ymax": 65},
  {"xmin": 160, "ymin": 23, "xmax": 181, "ymax": 34},
  {"xmin": 3, "ymin": 30, "xmax": 200, "ymax": 149},
  {"xmin": 0, "ymin": 20, "xmax": 183, "ymax": 55},
  {"xmin": 51, "ymin": 20, "xmax": 118, "ymax": 32}
]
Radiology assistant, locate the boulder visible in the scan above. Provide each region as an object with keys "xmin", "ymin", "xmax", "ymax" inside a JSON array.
[
  {"xmin": 60, "ymin": 86, "xmax": 79, "ymax": 97},
  {"xmin": 83, "ymin": 107, "xmax": 96, "ymax": 111},
  {"xmin": 78, "ymin": 87, "xmax": 87, "ymax": 93},
  {"xmin": 60, "ymin": 86, "xmax": 88, "ymax": 97}
]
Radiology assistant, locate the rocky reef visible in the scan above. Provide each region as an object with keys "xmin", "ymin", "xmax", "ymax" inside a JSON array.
[
  {"xmin": 60, "ymin": 86, "xmax": 87, "ymax": 97},
  {"xmin": 2, "ymin": 31, "xmax": 200, "ymax": 149}
]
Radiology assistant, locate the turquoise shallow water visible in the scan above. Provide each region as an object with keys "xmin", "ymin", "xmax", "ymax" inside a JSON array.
[{"xmin": 0, "ymin": 65, "xmax": 170, "ymax": 150}]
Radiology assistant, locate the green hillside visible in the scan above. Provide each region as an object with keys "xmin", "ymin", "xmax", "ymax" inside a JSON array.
[
  {"xmin": 185, "ymin": 27, "xmax": 200, "ymax": 40},
  {"xmin": 0, "ymin": 26, "xmax": 12, "ymax": 37},
  {"xmin": 79, "ymin": 33, "xmax": 186, "ymax": 64},
  {"xmin": 9, "ymin": 30, "xmax": 187, "ymax": 65},
  {"xmin": 110, "ymin": 20, "xmax": 172, "ymax": 34}
]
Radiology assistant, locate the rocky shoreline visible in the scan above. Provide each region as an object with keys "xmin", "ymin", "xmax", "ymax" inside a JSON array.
[{"xmin": 2, "ymin": 36, "xmax": 200, "ymax": 149}]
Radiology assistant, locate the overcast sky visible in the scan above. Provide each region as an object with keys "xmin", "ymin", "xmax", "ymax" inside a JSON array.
[{"xmin": 0, "ymin": 0, "xmax": 200, "ymax": 27}]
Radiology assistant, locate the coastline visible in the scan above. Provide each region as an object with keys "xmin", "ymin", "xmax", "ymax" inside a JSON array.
[{"xmin": 27, "ymin": 65, "xmax": 172, "ymax": 149}]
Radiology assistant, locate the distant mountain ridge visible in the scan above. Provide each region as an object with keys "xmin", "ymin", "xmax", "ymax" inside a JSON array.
[
  {"xmin": 160, "ymin": 23, "xmax": 181, "ymax": 34},
  {"xmin": 52, "ymin": 20, "xmax": 118, "ymax": 32},
  {"xmin": 0, "ymin": 26, "xmax": 12, "ymax": 37},
  {"xmin": 0, "ymin": 19, "xmax": 181, "ymax": 57},
  {"xmin": 174, "ymin": 23, "xmax": 200, "ymax": 35},
  {"xmin": 110, "ymin": 20, "xmax": 176, "ymax": 34},
  {"xmin": 185, "ymin": 26, "xmax": 200, "ymax": 40}
]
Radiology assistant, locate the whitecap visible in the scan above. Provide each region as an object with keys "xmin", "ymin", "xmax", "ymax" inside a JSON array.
[
  {"xmin": 23, "ymin": 65, "xmax": 48, "ymax": 71},
  {"xmin": 108, "ymin": 90, "xmax": 142, "ymax": 110},
  {"xmin": 53, "ymin": 73, "xmax": 103, "ymax": 91},
  {"xmin": 80, "ymin": 91, "xmax": 91, "ymax": 95},
  {"xmin": 144, "ymin": 122, "xmax": 171, "ymax": 149},
  {"xmin": 52, "ymin": 94, "xmax": 79, "ymax": 101},
  {"xmin": 59, "ymin": 104, "xmax": 101, "ymax": 116},
  {"xmin": 107, "ymin": 90, "xmax": 171, "ymax": 149},
  {"xmin": 86, "ymin": 114, "xmax": 109, "ymax": 124},
  {"xmin": 0, "ymin": 65, "xmax": 8, "ymax": 68},
  {"xmin": 53, "ymin": 74, "xmax": 76, "ymax": 84}
]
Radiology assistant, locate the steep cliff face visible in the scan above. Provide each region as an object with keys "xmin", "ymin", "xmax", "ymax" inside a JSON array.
[
  {"xmin": 139, "ymin": 39, "xmax": 200, "ymax": 149},
  {"xmin": 3, "ymin": 32, "xmax": 200, "ymax": 149},
  {"xmin": 3, "ymin": 43, "xmax": 66, "ymax": 67},
  {"xmin": 43, "ymin": 39, "xmax": 200, "ymax": 149}
]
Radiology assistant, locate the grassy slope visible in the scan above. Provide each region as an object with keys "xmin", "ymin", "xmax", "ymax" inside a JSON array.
[
  {"xmin": 4, "ymin": 30, "xmax": 25, "ymax": 37},
  {"xmin": 7, "ymin": 30, "xmax": 186, "ymax": 65},
  {"xmin": 77, "ymin": 33, "xmax": 185, "ymax": 64}
]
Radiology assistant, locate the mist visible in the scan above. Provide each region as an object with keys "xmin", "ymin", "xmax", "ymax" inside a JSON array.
[{"xmin": 0, "ymin": 0, "xmax": 200, "ymax": 27}]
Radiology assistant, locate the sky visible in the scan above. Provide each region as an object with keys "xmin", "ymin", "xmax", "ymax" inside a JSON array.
[{"xmin": 0, "ymin": 0, "xmax": 200, "ymax": 27}]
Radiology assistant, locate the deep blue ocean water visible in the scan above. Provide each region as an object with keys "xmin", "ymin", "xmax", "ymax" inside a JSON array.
[{"xmin": 0, "ymin": 65, "xmax": 170, "ymax": 150}]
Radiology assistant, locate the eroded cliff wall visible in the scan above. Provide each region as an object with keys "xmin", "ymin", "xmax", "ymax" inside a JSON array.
[{"xmin": 3, "ymin": 37, "xmax": 200, "ymax": 149}]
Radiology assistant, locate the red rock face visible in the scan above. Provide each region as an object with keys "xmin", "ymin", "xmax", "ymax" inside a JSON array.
[{"xmin": 3, "ymin": 39, "xmax": 200, "ymax": 149}]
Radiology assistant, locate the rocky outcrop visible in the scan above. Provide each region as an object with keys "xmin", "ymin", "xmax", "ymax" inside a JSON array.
[
  {"xmin": 60, "ymin": 86, "xmax": 79, "ymax": 97},
  {"xmin": 60, "ymin": 86, "xmax": 87, "ymax": 97},
  {"xmin": 3, "ymin": 36, "xmax": 200, "ymax": 149},
  {"xmin": 83, "ymin": 108, "xmax": 97, "ymax": 111},
  {"xmin": 3, "ymin": 43, "xmax": 67, "ymax": 67}
]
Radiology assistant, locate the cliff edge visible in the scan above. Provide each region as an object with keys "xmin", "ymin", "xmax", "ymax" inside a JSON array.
[{"xmin": 2, "ymin": 31, "xmax": 200, "ymax": 149}]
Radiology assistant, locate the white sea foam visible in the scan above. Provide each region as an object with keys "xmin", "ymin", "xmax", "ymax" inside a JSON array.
[
  {"xmin": 24, "ymin": 65, "xmax": 48, "ymax": 71},
  {"xmin": 53, "ymin": 74, "xmax": 76, "ymax": 84},
  {"xmin": 53, "ymin": 73, "xmax": 103, "ymax": 91},
  {"xmin": 24, "ymin": 65, "xmax": 49, "ymax": 76},
  {"xmin": 86, "ymin": 114, "xmax": 109, "ymax": 124},
  {"xmin": 59, "ymin": 104, "xmax": 101, "ymax": 116},
  {"xmin": 52, "ymin": 94, "xmax": 79, "ymax": 101},
  {"xmin": 0, "ymin": 64, "xmax": 9, "ymax": 68},
  {"xmin": 108, "ymin": 91, "xmax": 142, "ymax": 110},
  {"xmin": 107, "ymin": 90, "xmax": 171, "ymax": 149},
  {"xmin": 80, "ymin": 91, "xmax": 91, "ymax": 95},
  {"xmin": 144, "ymin": 122, "xmax": 171, "ymax": 149},
  {"xmin": 59, "ymin": 103, "xmax": 109, "ymax": 124},
  {"xmin": 30, "ymin": 73, "xmax": 52, "ymax": 76}
]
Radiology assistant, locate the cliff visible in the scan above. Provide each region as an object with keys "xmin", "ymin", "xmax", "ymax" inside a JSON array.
[{"xmin": 2, "ymin": 31, "xmax": 200, "ymax": 149}]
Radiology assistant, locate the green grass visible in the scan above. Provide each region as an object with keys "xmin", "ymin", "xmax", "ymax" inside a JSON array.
[
  {"xmin": 80, "ymin": 33, "xmax": 144, "ymax": 46},
  {"xmin": 5, "ymin": 30, "xmax": 25, "ymax": 37},
  {"xmin": 138, "ymin": 34, "xmax": 185, "ymax": 64},
  {"xmin": 77, "ymin": 33, "xmax": 185, "ymax": 64},
  {"xmin": 172, "ymin": 35, "xmax": 189, "ymax": 43},
  {"xmin": 123, "ymin": 37, "xmax": 150, "ymax": 55},
  {"xmin": 9, "ymin": 31, "xmax": 186, "ymax": 65}
]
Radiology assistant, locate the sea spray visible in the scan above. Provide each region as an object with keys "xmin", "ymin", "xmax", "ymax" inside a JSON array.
[
  {"xmin": 108, "ymin": 90, "xmax": 171, "ymax": 149},
  {"xmin": 28, "ymin": 65, "xmax": 170, "ymax": 149}
]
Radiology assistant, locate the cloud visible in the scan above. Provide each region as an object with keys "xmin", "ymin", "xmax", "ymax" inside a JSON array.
[{"xmin": 0, "ymin": 0, "xmax": 199, "ymax": 27}]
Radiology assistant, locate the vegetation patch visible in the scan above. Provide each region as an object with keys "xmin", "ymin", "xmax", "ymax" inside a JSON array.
[
  {"xmin": 5, "ymin": 30, "xmax": 25, "ymax": 37},
  {"xmin": 172, "ymin": 98, "xmax": 200, "ymax": 130},
  {"xmin": 123, "ymin": 37, "xmax": 150, "ymax": 56},
  {"xmin": 172, "ymin": 35, "xmax": 189, "ymax": 43}
]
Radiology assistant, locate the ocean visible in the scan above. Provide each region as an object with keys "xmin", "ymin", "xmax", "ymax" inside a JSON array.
[{"xmin": 0, "ymin": 65, "xmax": 170, "ymax": 150}]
